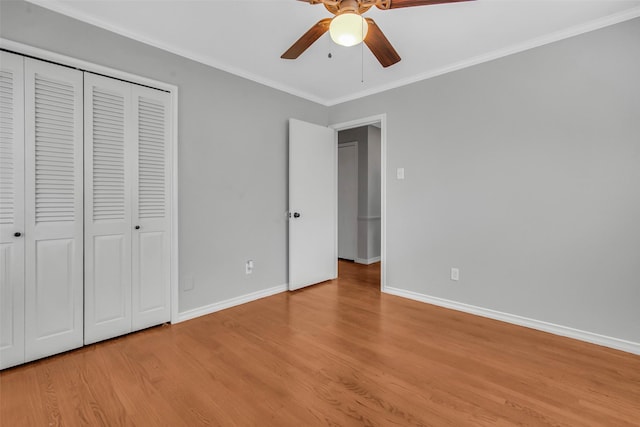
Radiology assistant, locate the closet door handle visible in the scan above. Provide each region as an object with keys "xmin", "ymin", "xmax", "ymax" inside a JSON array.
[
  {"xmin": 135, "ymin": 225, "xmax": 140, "ymax": 230},
  {"xmin": 14, "ymin": 232, "xmax": 22, "ymax": 237}
]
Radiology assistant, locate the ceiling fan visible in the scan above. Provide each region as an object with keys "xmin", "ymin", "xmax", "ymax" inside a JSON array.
[{"xmin": 281, "ymin": 0, "xmax": 474, "ymax": 68}]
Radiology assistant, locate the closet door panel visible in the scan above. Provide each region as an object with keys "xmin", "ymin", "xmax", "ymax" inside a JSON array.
[
  {"xmin": 132, "ymin": 86, "xmax": 171, "ymax": 330},
  {"xmin": 84, "ymin": 74, "xmax": 133, "ymax": 344},
  {"xmin": 137, "ymin": 231, "xmax": 166, "ymax": 311},
  {"xmin": 24, "ymin": 59, "xmax": 83, "ymax": 361},
  {"xmin": 0, "ymin": 52, "xmax": 25, "ymax": 369},
  {"xmin": 33, "ymin": 239, "xmax": 76, "ymax": 336}
]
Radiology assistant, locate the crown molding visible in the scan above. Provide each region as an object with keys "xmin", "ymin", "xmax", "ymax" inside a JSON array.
[
  {"xmin": 24, "ymin": 0, "xmax": 329, "ymax": 105},
  {"xmin": 25, "ymin": 0, "xmax": 640, "ymax": 107},
  {"xmin": 326, "ymin": 5, "xmax": 640, "ymax": 106}
]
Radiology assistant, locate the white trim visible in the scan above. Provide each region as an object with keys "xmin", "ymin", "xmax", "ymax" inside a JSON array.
[
  {"xmin": 20, "ymin": 2, "xmax": 640, "ymax": 106},
  {"xmin": 1, "ymin": 38, "xmax": 181, "ymax": 325},
  {"xmin": 330, "ymin": 114, "xmax": 387, "ymax": 291},
  {"xmin": 355, "ymin": 257, "xmax": 381, "ymax": 265},
  {"xmin": 384, "ymin": 286, "xmax": 640, "ymax": 356},
  {"xmin": 21, "ymin": 0, "xmax": 327, "ymax": 106},
  {"xmin": 170, "ymin": 86, "xmax": 180, "ymax": 324},
  {"xmin": 1, "ymin": 38, "xmax": 176, "ymax": 93},
  {"xmin": 176, "ymin": 284, "xmax": 288, "ymax": 323},
  {"xmin": 339, "ymin": 141, "xmax": 358, "ymax": 148},
  {"xmin": 333, "ymin": 127, "xmax": 338, "ymax": 281},
  {"xmin": 326, "ymin": 6, "xmax": 640, "ymax": 106}
]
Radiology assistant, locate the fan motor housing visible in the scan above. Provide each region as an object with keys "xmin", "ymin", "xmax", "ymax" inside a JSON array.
[{"xmin": 323, "ymin": 0, "xmax": 374, "ymax": 15}]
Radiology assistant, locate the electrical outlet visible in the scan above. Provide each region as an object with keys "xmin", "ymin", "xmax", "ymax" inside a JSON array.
[
  {"xmin": 450, "ymin": 268, "xmax": 460, "ymax": 281},
  {"xmin": 246, "ymin": 260, "xmax": 254, "ymax": 275}
]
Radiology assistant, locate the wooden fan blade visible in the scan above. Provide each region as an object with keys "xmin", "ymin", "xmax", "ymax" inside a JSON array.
[
  {"xmin": 378, "ymin": 0, "xmax": 474, "ymax": 10},
  {"xmin": 364, "ymin": 18, "xmax": 401, "ymax": 68},
  {"xmin": 281, "ymin": 18, "xmax": 332, "ymax": 59}
]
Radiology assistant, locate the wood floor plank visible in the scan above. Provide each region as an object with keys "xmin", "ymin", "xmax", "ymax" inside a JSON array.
[{"xmin": 1, "ymin": 261, "xmax": 639, "ymax": 426}]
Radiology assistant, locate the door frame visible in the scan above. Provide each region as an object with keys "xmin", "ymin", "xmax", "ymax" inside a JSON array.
[
  {"xmin": 337, "ymin": 141, "xmax": 358, "ymax": 261},
  {"xmin": 1, "ymin": 38, "xmax": 181, "ymax": 324},
  {"xmin": 330, "ymin": 114, "xmax": 387, "ymax": 291}
]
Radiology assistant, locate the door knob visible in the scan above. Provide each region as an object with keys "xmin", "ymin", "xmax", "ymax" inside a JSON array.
[
  {"xmin": 14, "ymin": 232, "xmax": 22, "ymax": 237},
  {"xmin": 293, "ymin": 212, "xmax": 301, "ymax": 218},
  {"xmin": 135, "ymin": 225, "xmax": 140, "ymax": 230}
]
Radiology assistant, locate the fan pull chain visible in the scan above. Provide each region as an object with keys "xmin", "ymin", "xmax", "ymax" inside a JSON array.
[
  {"xmin": 361, "ymin": 19, "xmax": 365, "ymax": 83},
  {"xmin": 361, "ymin": 37, "xmax": 364, "ymax": 83}
]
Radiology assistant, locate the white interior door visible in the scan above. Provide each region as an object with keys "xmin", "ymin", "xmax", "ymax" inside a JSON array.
[
  {"xmin": 84, "ymin": 74, "xmax": 133, "ymax": 344},
  {"xmin": 338, "ymin": 142, "xmax": 358, "ymax": 261},
  {"xmin": 0, "ymin": 52, "xmax": 26, "ymax": 369},
  {"xmin": 24, "ymin": 58, "xmax": 84, "ymax": 361},
  {"xmin": 131, "ymin": 85, "xmax": 171, "ymax": 330},
  {"xmin": 288, "ymin": 119, "xmax": 336, "ymax": 291}
]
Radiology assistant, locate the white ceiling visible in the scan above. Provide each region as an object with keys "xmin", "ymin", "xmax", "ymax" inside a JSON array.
[{"xmin": 27, "ymin": 0, "xmax": 640, "ymax": 105}]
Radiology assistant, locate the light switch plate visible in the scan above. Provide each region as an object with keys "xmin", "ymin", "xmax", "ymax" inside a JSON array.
[{"xmin": 397, "ymin": 167, "xmax": 405, "ymax": 180}]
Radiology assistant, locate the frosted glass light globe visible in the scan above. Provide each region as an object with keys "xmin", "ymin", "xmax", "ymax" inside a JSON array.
[{"xmin": 329, "ymin": 13, "xmax": 368, "ymax": 47}]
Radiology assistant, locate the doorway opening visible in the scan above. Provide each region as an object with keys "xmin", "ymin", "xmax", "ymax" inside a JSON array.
[{"xmin": 332, "ymin": 115, "xmax": 386, "ymax": 291}]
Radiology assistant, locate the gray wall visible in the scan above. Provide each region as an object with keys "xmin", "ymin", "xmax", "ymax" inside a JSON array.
[
  {"xmin": 338, "ymin": 126, "xmax": 381, "ymax": 262},
  {"xmin": 0, "ymin": 0, "xmax": 328, "ymax": 313},
  {"xmin": 330, "ymin": 18, "xmax": 640, "ymax": 343},
  {"xmin": 3, "ymin": 0, "xmax": 638, "ymax": 344}
]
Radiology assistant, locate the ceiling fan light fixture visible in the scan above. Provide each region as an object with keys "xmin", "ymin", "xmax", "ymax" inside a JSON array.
[{"xmin": 329, "ymin": 13, "xmax": 368, "ymax": 47}]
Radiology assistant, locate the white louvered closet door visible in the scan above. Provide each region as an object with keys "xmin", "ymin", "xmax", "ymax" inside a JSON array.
[
  {"xmin": 132, "ymin": 86, "xmax": 171, "ymax": 330},
  {"xmin": 0, "ymin": 52, "xmax": 26, "ymax": 369},
  {"xmin": 84, "ymin": 74, "xmax": 133, "ymax": 344},
  {"xmin": 24, "ymin": 59, "xmax": 84, "ymax": 361}
]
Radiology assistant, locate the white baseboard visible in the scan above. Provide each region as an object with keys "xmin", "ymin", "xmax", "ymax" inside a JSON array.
[
  {"xmin": 355, "ymin": 256, "xmax": 381, "ymax": 265},
  {"xmin": 383, "ymin": 286, "xmax": 640, "ymax": 356},
  {"xmin": 176, "ymin": 284, "xmax": 287, "ymax": 323}
]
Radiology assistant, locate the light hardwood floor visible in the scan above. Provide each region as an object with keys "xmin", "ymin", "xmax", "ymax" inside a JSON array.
[{"xmin": 1, "ymin": 261, "xmax": 639, "ymax": 426}]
